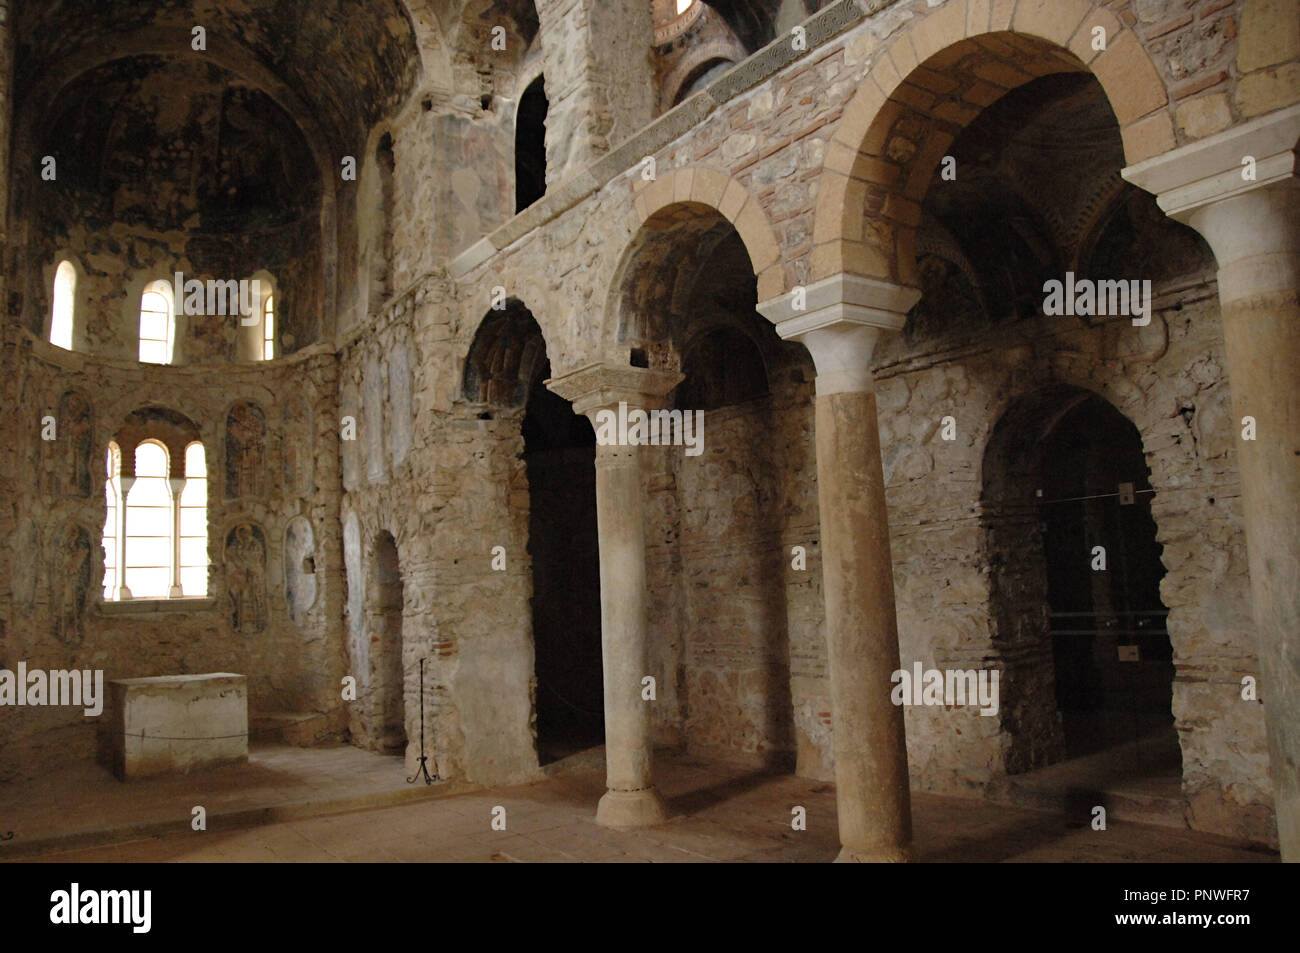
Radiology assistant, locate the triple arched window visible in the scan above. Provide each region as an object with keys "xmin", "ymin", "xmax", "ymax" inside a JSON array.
[
  {"xmin": 103, "ymin": 439, "xmax": 208, "ymax": 600},
  {"xmin": 47, "ymin": 263, "xmax": 278, "ymax": 364}
]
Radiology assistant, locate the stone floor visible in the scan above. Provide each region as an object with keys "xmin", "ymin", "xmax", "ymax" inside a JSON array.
[
  {"xmin": 0, "ymin": 743, "xmax": 465, "ymax": 856},
  {"xmin": 5, "ymin": 746, "xmax": 1277, "ymax": 863}
]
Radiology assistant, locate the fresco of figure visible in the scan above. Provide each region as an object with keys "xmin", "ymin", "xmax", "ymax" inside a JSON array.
[
  {"xmin": 281, "ymin": 393, "xmax": 314, "ymax": 497},
  {"xmin": 52, "ymin": 524, "xmax": 91, "ymax": 646},
  {"xmin": 226, "ymin": 522, "xmax": 267, "ymax": 634},
  {"xmin": 225, "ymin": 401, "xmax": 266, "ymax": 499}
]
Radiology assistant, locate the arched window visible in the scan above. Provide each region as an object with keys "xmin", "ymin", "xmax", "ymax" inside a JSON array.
[
  {"xmin": 103, "ymin": 442, "xmax": 121, "ymax": 599},
  {"xmin": 138, "ymin": 280, "xmax": 175, "ymax": 364},
  {"xmin": 262, "ymin": 293, "xmax": 276, "ymax": 360},
  {"xmin": 124, "ymin": 441, "xmax": 173, "ymax": 598},
  {"xmin": 239, "ymin": 273, "xmax": 277, "ymax": 362},
  {"xmin": 50, "ymin": 260, "xmax": 76, "ymax": 350},
  {"xmin": 676, "ymin": 0, "xmax": 693, "ymax": 13},
  {"xmin": 179, "ymin": 441, "xmax": 209, "ymax": 595},
  {"xmin": 105, "ymin": 408, "xmax": 205, "ymax": 601},
  {"xmin": 515, "ymin": 76, "xmax": 548, "ymax": 212}
]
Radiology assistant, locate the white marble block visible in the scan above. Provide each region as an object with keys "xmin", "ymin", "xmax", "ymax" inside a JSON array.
[{"xmin": 108, "ymin": 673, "xmax": 248, "ymax": 780}]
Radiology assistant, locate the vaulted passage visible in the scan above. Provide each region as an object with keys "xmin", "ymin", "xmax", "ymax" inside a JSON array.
[
  {"xmin": 463, "ymin": 299, "xmax": 604, "ymax": 766},
  {"xmin": 614, "ymin": 204, "xmax": 811, "ymax": 772},
  {"xmin": 524, "ymin": 369, "xmax": 602, "ymax": 764}
]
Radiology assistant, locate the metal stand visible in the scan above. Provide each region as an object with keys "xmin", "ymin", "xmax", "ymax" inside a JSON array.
[{"xmin": 406, "ymin": 656, "xmax": 440, "ymax": 786}]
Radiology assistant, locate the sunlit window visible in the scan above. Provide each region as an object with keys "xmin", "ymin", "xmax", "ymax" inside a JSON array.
[
  {"xmin": 103, "ymin": 443, "xmax": 120, "ymax": 599},
  {"xmin": 178, "ymin": 442, "xmax": 209, "ymax": 596},
  {"xmin": 50, "ymin": 260, "xmax": 76, "ymax": 350},
  {"xmin": 138, "ymin": 280, "xmax": 175, "ymax": 364},
  {"xmin": 124, "ymin": 441, "xmax": 173, "ymax": 598},
  {"xmin": 262, "ymin": 294, "xmax": 275, "ymax": 360},
  {"xmin": 676, "ymin": 0, "xmax": 693, "ymax": 14}
]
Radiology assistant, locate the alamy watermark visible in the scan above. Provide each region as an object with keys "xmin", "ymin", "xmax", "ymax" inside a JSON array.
[
  {"xmin": 594, "ymin": 401, "xmax": 704, "ymax": 457},
  {"xmin": 50, "ymin": 883, "xmax": 151, "ymax": 933},
  {"xmin": 0, "ymin": 663, "xmax": 103, "ymax": 716},
  {"xmin": 172, "ymin": 272, "xmax": 262, "ymax": 325},
  {"xmin": 1042, "ymin": 272, "xmax": 1152, "ymax": 326},
  {"xmin": 891, "ymin": 662, "xmax": 999, "ymax": 717}
]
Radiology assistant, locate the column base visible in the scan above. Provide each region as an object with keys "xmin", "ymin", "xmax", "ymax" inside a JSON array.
[
  {"xmin": 834, "ymin": 844, "xmax": 913, "ymax": 863},
  {"xmin": 595, "ymin": 787, "xmax": 668, "ymax": 828}
]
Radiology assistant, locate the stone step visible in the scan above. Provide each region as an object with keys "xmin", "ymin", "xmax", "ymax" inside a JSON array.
[
  {"xmin": 250, "ymin": 711, "xmax": 347, "ymax": 747},
  {"xmin": 984, "ymin": 738, "xmax": 1187, "ymax": 829},
  {"xmin": 986, "ymin": 773, "xmax": 1188, "ymax": 829}
]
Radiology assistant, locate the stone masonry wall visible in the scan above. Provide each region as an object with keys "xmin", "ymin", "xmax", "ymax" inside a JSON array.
[{"xmin": 0, "ymin": 325, "xmax": 345, "ymax": 780}]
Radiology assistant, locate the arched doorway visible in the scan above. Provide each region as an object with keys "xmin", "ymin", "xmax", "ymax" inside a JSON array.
[
  {"xmin": 523, "ymin": 368, "xmax": 603, "ymax": 764},
  {"xmin": 612, "ymin": 201, "xmax": 807, "ymax": 772},
  {"xmin": 1039, "ymin": 394, "xmax": 1174, "ymax": 760},
  {"xmin": 983, "ymin": 387, "xmax": 1179, "ymax": 783},
  {"xmin": 462, "ymin": 300, "xmax": 603, "ymax": 765},
  {"xmin": 373, "ymin": 531, "xmax": 407, "ymax": 755}
]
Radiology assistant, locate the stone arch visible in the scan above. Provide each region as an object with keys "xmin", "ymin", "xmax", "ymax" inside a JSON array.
[
  {"xmin": 113, "ymin": 406, "xmax": 202, "ymax": 479},
  {"xmin": 605, "ymin": 173, "xmax": 804, "ymax": 770},
  {"xmin": 394, "ymin": 0, "xmax": 454, "ymax": 90},
  {"xmin": 461, "ymin": 298, "xmax": 552, "ymax": 409},
  {"xmin": 662, "ymin": 37, "xmax": 743, "ymax": 110},
  {"xmin": 445, "ymin": 0, "xmax": 541, "ymax": 112},
  {"xmin": 811, "ymin": 1, "xmax": 1172, "ymax": 284},
  {"xmin": 675, "ymin": 319, "xmax": 773, "ymax": 411},
  {"xmin": 627, "ymin": 167, "xmax": 784, "ymax": 318}
]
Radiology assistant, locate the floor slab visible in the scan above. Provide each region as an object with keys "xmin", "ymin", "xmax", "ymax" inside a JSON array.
[{"xmin": 7, "ymin": 746, "xmax": 1277, "ymax": 863}]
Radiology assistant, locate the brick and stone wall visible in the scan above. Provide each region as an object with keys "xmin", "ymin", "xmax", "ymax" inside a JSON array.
[{"xmin": 2, "ymin": 0, "xmax": 1295, "ymax": 847}]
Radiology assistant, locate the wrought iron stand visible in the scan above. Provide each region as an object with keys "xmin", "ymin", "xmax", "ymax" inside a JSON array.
[{"xmin": 406, "ymin": 656, "xmax": 440, "ymax": 786}]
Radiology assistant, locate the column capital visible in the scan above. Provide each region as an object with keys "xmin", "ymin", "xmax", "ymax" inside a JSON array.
[
  {"xmin": 1123, "ymin": 106, "xmax": 1300, "ymax": 305},
  {"xmin": 544, "ymin": 362, "xmax": 683, "ymax": 418},
  {"xmin": 1121, "ymin": 104, "xmax": 1300, "ymax": 220},
  {"xmin": 757, "ymin": 274, "xmax": 920, "ymax": 395},
  {"xmin": 756, "ymin": 273, "xmax": 921, "ymax": 338}
]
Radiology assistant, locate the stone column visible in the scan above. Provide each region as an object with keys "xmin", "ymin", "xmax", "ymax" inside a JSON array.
[
  {"xmin": 759, "ymin": 275, "xmax": 920, "ymax": 862},
  {"xmin": 117, "ymin": 474, "xmax": 135, "ymax": 600},
  {"xmin": 168, "ymin": 475, "xmax": 186, "ymax": 597},
  {"xmin": 546, "ymin": 363, "xmax": 682, "ymax": 827},
  {"xmin": 1124, "ymin": 104, "xmax": 1300, "ymax": 860}
]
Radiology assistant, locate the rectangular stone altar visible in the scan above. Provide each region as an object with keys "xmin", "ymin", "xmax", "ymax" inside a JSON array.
[{"xmin": 107, "ymin": 673, "xmax": 248, "ymax": 780}]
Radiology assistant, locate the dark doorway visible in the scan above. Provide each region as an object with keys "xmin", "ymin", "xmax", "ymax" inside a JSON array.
[
  {"xmin": 1037, "ymin": 394, "xmax": 1174, "ymax": 761},
  {"xmin": 523, "ymin": 367, "xmax": 603, "ymax": 764},
  {"xmin": 515, "ymin": 76, "xmax": 548, "ymax": 212},
  {"xmin": 374, "ymin": 531, "xmax": 407, "ymax": 754}
]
